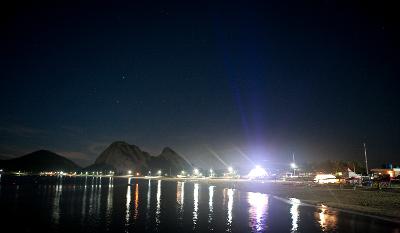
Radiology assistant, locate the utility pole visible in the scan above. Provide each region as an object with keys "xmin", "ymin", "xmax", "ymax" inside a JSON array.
[
  {"xmin": 292, "ymin": 153, "xmax": 295, "ymax": 165},
  {"xmin": 363, "ymin": 142, "xmax": 369, "ymax": 176},
  {"xmin": 292, "ymin": 153, "xmax": 296, "ymax": 176}
]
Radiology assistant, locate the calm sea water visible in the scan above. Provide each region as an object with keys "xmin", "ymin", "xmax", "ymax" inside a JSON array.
[{"xmin": 0, "ymin": 175, "xmax": 399, "ymax": 233}]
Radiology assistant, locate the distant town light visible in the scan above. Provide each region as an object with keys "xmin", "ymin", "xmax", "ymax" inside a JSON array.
[
  {"xmin": 228, "ymin": 167, "xmax": 233, "ymax": 173},
  {"xmin": 290, "ymin": 163, "xmax": 297, "ymax": 169},
  {"xmin": 136, "ymin": 172, "xmax": 140, "ymax": 176},
  {"xmin": 157, "ymin": 170, "xmax": 162, "ymax": 175},
  {"xmin": 128, "ymin": 170, "xmax": 132, "ymax": 175},
  {"xmin": 314, "ymin": 174, "xmax": 338, "ymax": 184},
  {"xmin": 193, "ymin": 168, "xmax": 199, "ymax": 175}
]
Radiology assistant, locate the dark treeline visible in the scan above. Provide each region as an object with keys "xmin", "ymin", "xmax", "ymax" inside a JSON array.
[{"xmin": 302, "ymin": 160, "xmax": 366, "ymax": 174}]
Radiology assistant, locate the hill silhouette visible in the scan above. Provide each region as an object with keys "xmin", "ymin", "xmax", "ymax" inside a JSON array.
[{"xmin": 0, "ymin": 150, "xmax": 81, "ymax": 172}]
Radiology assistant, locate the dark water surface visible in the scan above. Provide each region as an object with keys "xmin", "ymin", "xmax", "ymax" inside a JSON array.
[{"xmin": 0, "ymin": 175, "xmax": 399, "ymax": 233}]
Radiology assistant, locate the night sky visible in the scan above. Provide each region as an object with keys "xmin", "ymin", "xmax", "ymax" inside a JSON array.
[{"xmin": 0, "ymin": 1, "xmax": 399, "ymax": 168}]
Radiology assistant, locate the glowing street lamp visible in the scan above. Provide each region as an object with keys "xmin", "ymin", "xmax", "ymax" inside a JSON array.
[
  {"xmin": 193, "ymin": 168, "xmax": 199, "ymax": 176},
  {"xmin": 290, "ymin": 163, "xmax": 297, "ymax": 176},
  {"xmin": 128, "ymin": 170, "xmax": 132, "ymax": 175},
  {"xmin": 228, "ymin": 167, "xmax": 233, "ymax": 173},
  {"xmin": 157, "ymin": 170, "xmax": 162, "ymax": 176}
]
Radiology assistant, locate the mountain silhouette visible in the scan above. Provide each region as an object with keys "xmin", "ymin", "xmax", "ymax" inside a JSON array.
[{"xmin": 87, "ymin": 141, "xmax": 192, "ymax": 175}]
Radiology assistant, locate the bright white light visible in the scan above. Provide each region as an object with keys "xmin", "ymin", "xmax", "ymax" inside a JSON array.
[
  {"xmin": 247, "ymin": 166, "xmax": 268, "ymax": 179},
  {"xmin": 128, "ymin": 170, "xmax": 132, "ymax": 174},
  {"xmin": 157, "ymin": 170, "xmax": 162, "ymax": 175},
  {"xmin": 181, "ymin": 170, "xmax": 185, "ymax": 174},
  {"xmin": 193, "ymin": 168, "xmax": 199, "ymax": 175},
  {"xmin": 290, "ymin": 163, "xmax": 297, "ymax": 169},
  {"xmin": 314, "ymin": 174, "xmax": 338, "ymax": 184},
  {"xmin": 228, "ymin": 167, "xmax": 233, "ymax": 173}
]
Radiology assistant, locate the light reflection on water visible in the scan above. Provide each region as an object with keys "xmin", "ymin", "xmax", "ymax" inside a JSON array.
[
  {"xmin": 125, "ymin": 183, "xmax": 131, "ymax": 226},
  {"xmin": 193, "ymin": 183, "xmax": 199, "ymax": 229},
  {"xmin": 1, "ymin": 176, "xmax": 399, "ymax": 233},
  {"xmin": 106, "ymin": 177, "xmax": 113, "ymax": 230},
  {"xmin": 208, "ymin": 185, "xmax": 215, "ymax": 230},
  {"xmin": 248, "ymin": 192, "xmax": 269, "ymax": 232},
  {"xmin": 146, "ymin": 179, "xmax": 151, "ymax": 231},
  {"xmin": 52, "ymin": 177, "xmax": 62, "ymax": 224},
  {"xmin": 290, "ymin": 198, "xmax": 300, "ymax": 233},
  {"xmin": 227, "ymin": 188, "xmax": 234, "ymax": 231},
  {"xmin": 134, "ymin": 183, "xmax": 139, "ymax": 220},
  {"xmin": 147, "ymin": 179, "xmax": 151, "ymax": 211},
  {"xmin": 316, "ymin": 204, "xmax": 338, "ymax": 232},
  {"xmin": 82, "ymin": 177, "xmax": 88, "ymax": 222},
  {"xmin": 176, "ymin": 181, "xmax": 185, "ymax": 223},
  {"xmin": 156, "ymin": 180, "xmax": 162, "ymax": 226}
]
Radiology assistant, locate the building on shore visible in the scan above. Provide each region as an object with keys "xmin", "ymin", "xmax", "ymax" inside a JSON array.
[
  {"xmin": 371, "ymin": 168, "xmax": 400, "ymax": 178},
  {"xmin": 371, "ymin": 164, "xmax": 400, "ymax": 178}
]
